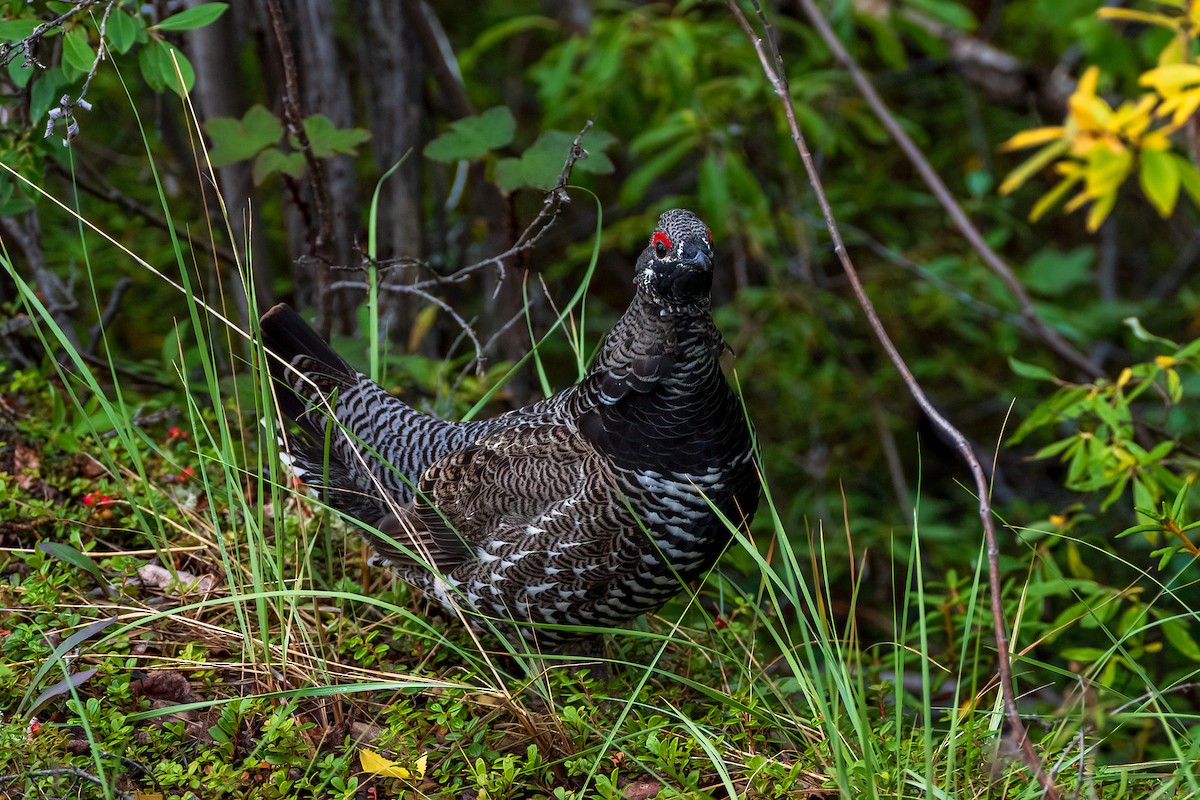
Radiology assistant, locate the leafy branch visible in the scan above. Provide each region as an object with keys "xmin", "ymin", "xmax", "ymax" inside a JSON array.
[{"xmin": 726, "ymin": 1, "xmax": 1061, "ymax": 796}]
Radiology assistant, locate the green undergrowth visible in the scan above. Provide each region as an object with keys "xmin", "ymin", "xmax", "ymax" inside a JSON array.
[
  {"xmin": 0, "ymin": 355, "xmax": 1197, "ymax": 799},
  {"xmin": 2, "ymin": 9, "xmax": 1200, "ymax": 792}
]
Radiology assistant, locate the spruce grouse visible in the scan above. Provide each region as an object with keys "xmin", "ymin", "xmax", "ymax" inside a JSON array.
[{"xmin": 261, "ymin": 209, "xmax": 759, "ymax": 643}]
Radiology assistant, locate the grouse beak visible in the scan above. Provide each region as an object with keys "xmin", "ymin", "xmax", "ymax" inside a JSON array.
[{"xmin": 682, "ymin": 246, "xmax": 713, "ymax": 272}]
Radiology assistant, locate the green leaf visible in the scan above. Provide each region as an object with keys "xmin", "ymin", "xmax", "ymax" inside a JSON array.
[
  {"xmin": 38, "ymin": 542, "xmax": 111, "ymax": 593},
  {"xmin": 1059, "ymin": 647, "xmax": 1107, "ymax": 662},
  {"xmin": 0, "ymin": 176, "xmax": 31, "ymax": 216},
  {"xmin": 458, "ymin": 15, "xmax": 556, "ymax": 74},
  {"xmin": 1173, "ymin": 153, "xmax": 1200, "ymax": 207},
  {"xmin": 1167, "ymin": 367, "xmax": 1182, "ymax": 403},
  {"xmin": 0, "ymin": 18, "xmax": 39, "ymax": 42},
  {"xmin": 1008, "ymin": 357, "xmax": 1059, "ymax": 382},
  {"xmin": 138, "ymin": 38, "xmax": 167, "ymax": 91},
  {"xmin": 301, "ymin": 114, "xmax": 371, "ymax": 158},
  {"xmin": 1032, "ymin": 437, "xmax": 1077, "ymax": 461},
  {"xmin": 204, "ymin": 105, "xmax": 283, "ymax": 167},
  {"xmin": 423, "ymin": 106, "xmax": 516, "ymax": 161},
  {"xmin": 159, "ymin": 42, "xmax": 195, "ymax": 95},
  {"xmin": 858, "ymin": 13, "xmax": 907, "ymax": 70},
  {"xmin": 908, "ymin": 0, "xmax": 977, "ymax": 30},
  {"xmin": 154, "ymin": 2, "xmax": 228, "ymax": 32},
  {"xmin": 1161, "ymin": 617, "xmax": 1200, "ymax": 661},
  {"xmin": 138, "ymin": 39, "xmax": 194, "ymax": 94},
  {"xmin": 493, "ymin": 158, "xmax": 525, "ymax": 193},
  {"xmin": 620, "ymin": 137, "xmax": 694, "ymax": 207},
  {"xmin": 106, "ymin": 11, "xmax": 144, "ymax": 54},
  {"xmin": 60, "ymin": 27, "xmax": 94, "ymax": 79},
  {"xmin": 1139, "ymin": 148, "xmax": 1180, "ymax": 218},
  {"xmin": 253, "ymin": 148, "xmax": 306, "ymax": 184},
  {"xmin": 7, "ymin": 56, "xmax": 33, "ymax": 88},
  {"xmin": 493, "ymin": 130, "xmax": 584, "ymax": 192},
  {"xmin": 1023, "ymin": 246, "xmax": 1094, "ymax": 297},
  {"xmin": 521, "ymin": 130, "xmax": 579, "ymax": 187},
  {"xmin": 29, "ymin": 66, "xmax": 67, "ymax": 123}
]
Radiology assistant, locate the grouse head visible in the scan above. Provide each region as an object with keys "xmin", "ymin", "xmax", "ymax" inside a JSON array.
[{"xmin": 635, "ymin": 209, "xmax": 715, "ymax": 309}]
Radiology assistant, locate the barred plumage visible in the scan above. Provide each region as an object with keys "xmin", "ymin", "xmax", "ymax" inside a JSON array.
[{"xmin": 261, "ymin": 209, "xmax": 759, "ymax": 643}]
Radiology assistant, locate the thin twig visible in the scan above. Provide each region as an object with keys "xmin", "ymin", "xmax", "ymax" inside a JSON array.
[
  {"xmin": 86, "ymin": 275, "xmax": 132, "ymax": 355},
  {"xmin": 0, "ymin": 0, "xmax": 105, "ymax": 69},
  {"xmin": 331, "ymin": 279, "xmax": 485, "ymax": 368},
  {"xmin": 50, "ymin": 161, "xmax": 239, "ymax": 264},
  {"xmin": 792, "ymin": 0, "xmax": 1099, "ymax": 380},
  {"xmin": 0, "ymin": 767, "xmax": 135, "ymax": 799},
  {"xmin": 726, "ymin": 2, "xmax": 1061, "ymax": 797},
  {"xmin": 319, "ymin": 122, "xmax": 595, "ymax": 368},
  {"xmin": 264, "ymin": 0, "xmax": 333, "ymax": 256}
]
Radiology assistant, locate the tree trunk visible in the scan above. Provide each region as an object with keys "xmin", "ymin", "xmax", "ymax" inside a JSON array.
[
  {"xmin": 186, "ymin": 0, "xmax": 274, "ymax": 326},
  {"xmin": 360, "ymin": 0, "xmax": 427, "ymax": 346}
]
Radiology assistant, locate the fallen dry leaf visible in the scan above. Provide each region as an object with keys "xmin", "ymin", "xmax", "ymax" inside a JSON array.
[
  {"xmin": 134, "ymin": 563, "xmax": 217, "ymax": 595},
  {"xmin": 623, "ymin": 778, "xmax": 663, "ymax": 800},
  {"xmin": 13, "ymin": 442, "xmax": 40, "ymax": 491},
  {"xmin": 129, "ymin": 670, "xmax": 199, "ymax": 705}
]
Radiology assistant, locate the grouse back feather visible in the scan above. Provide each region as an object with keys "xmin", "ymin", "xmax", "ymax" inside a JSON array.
[{"xmin": 261, "ymin": 209, "xmax": 759, "ymax": 643}]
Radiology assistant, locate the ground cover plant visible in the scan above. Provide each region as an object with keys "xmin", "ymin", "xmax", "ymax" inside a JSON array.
[{"xmin": 2, "ymin": 1, "xmax": 1200, "ymax": 798}]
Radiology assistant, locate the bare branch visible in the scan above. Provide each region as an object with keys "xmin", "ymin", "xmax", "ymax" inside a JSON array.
[
  {"xmin": 86, "ymin": 276, "xmax": 132, "ymax": 355},
  {"xmin": 0, "ymin": 0, "xmax": 106, "ymax": 70},
  {"xmin": 726, "ymin": 2, "xmax": 1061, "ymax": 797},
  {"xmin": 1, "ymin": 210, "xmax": 82, "ymax": 349},
  {"xmin": 330, "ymin": 279, "xmax": 485, "ymax": 369}
]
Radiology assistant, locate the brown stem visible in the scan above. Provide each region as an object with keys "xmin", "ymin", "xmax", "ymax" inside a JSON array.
[
  {"xmin": 727, "ymin": 1, "xmax": 1060, "ymax": 797},
  {"xmin": 1, "ymin": 209, "xmax": 82, "ymax": 350},
  {"xmin": 793, "ymin": 0, "xmax": 1099, "ymax": 381},
  {"xmin": 264, "ymin": 0, "xmax": 336, "ymax": 329}
]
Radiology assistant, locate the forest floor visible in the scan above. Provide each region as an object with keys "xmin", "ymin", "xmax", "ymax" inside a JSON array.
[{"xmin": 0, "ymin": 366, "xmax": 1190, "ymax": 800}]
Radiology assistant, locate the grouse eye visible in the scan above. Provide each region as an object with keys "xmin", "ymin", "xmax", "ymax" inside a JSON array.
[
  {"xmin": 706, "ymin": 227, "xmax": 713, "ymax": 244},
  {"xmin": 652, "ymin": 231, "xmax": 671, "ymax": 257}
]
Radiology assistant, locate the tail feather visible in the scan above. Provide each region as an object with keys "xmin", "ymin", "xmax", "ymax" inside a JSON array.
[
  {"xmin": 259, "ymin": 303, "xmax": 356, "ymax": 429},
  {"xmin": 259, "ymin": 303, "xmax": 397, "ymax": 523}
]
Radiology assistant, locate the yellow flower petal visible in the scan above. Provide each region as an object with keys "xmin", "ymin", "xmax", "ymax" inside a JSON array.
[
  {"xmin": 1142, "ymin": 64, "xmax": 1200, "ymax": 93},
  {"xmin": 999, "ymin": 126, "xmax": 1066, "ymax": 152}
]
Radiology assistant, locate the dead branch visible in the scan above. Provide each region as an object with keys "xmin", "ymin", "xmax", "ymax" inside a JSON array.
[
  {"xmin": 727, "ymin": 1, "xmax": 1061, "ymax": 797},
  {"xmin": 316, "ymin": 123, "xmax": 594, "ymax": 362},
  {"xmin": 264, "ymin": 0, "xmax": 337, "ymax": 329},
  {"xmin": 0, "ymin": 0, "xmax": 106, "ymax": 70},
  {"xmin": 0, "ymin": 209, "xmax": 82, "ymax": 350},
  {"xmin": 86, "ymin": 276, "xmax": 133, "ymax": 356},
  {"xmin": 49, "ymin": 161, "xmax": 238, "ymax": 265},
  {"xmin": 331, "ymin": 278, "xmax": 485, "ymax": 368}
]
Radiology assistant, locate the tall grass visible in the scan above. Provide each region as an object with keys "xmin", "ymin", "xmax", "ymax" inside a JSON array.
[{"xmin": 3, "ymin": 67, "xmax": 1200, "ymax": 800}]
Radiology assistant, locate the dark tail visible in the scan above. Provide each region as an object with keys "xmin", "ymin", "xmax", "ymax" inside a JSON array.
[
  {"xmin": 259, "ymin": 303, "xmax": 356, "ymax": 429},
  {"xmin": 260, "ymin": 304, "xmax": 386, "ymax": 520}
]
